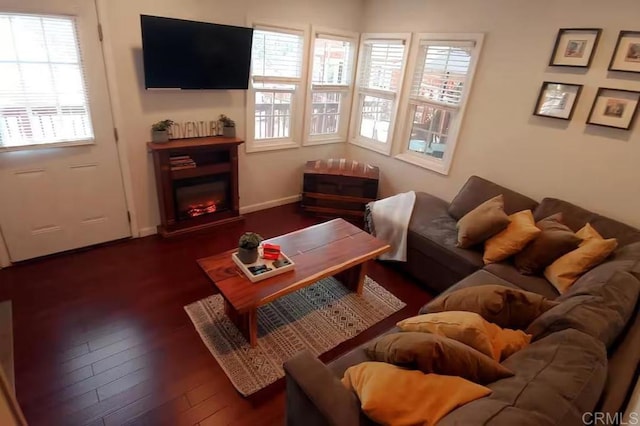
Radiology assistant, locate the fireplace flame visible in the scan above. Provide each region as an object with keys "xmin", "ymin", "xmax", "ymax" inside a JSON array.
[{"xmin": 186, "ymin": 201, "xmax": 217, "ymax": 218}]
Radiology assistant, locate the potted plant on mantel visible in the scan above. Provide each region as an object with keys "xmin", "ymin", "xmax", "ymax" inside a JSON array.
[
  {"xmin": 151, "ymin": 119, "xmax": 174, "ymax": 143},
  {"xmin": 237, "ymin": 232, "xmax": 263, "ymax": 264},
  {"xmin": 218, "ymin": 114, "xmax": 236, "ymax": 138}
]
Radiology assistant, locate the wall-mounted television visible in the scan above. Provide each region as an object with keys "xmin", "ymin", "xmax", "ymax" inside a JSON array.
[{"xmin": 141, "ymin": 15, "xmax": 253, "ymax": 90}]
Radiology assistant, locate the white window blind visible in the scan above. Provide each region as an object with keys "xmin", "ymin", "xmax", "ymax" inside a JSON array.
[
  {"xmin": 249, "ymin": 25, "xmax": 306, "ymax": 148},
  {"xmin": 359, "ymin": 40, "xmax": 406, "ymax": 92},
  {"xmin": 410, "ymin": 41, "xmax": 474, "ymax": 106},
  {"xmin": 0, "ymin": 14, "xmax": 93, "ymax": 148},
  {"xmin": 251, "ymin": 28, "xmax": 304, "ymax": 80},
  {"xmin": 351, "ymin": 35, "xmax": 409, "ymax": 151},
  {"xmin": 311, "ymin": 34, "xmax": 352, "ymax": 86},
  {"xmin": 399, "ymin": 34, "xmax": 483, "ymax": 175},
  {"xmin": 306, "ymin": 31, "xmax": 356, "ymax": 142}
]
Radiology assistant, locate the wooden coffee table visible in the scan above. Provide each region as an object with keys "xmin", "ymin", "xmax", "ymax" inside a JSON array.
[{"xmin": 197, "ymin": 219, "xmax": 390, "ymax": 347}]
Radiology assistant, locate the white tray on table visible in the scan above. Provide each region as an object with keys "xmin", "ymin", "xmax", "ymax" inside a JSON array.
[{"xmin": 231, "ymin": 252, "xmax": 295, "ymax": 283}]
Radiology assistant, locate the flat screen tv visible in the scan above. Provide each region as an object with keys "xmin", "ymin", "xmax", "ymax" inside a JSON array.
[{"xmin": 141, "ymin": 15, "xmax": 253, "ymax": 90}]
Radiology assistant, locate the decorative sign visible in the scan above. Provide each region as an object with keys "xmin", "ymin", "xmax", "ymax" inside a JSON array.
[{"xmin": 168, "ymin": 120, "xmax": 221, "ymax": 139}]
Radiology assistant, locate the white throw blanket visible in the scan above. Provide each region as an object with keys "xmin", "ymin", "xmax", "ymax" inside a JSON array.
[{"xmin": 369, "ymin": 191, "xmax": 416, "ymax": 262}]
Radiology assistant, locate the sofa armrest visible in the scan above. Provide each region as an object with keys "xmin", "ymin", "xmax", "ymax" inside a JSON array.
[{"xmin": 284, "ymin": 351, "xmax": 364, "ymax": 426}]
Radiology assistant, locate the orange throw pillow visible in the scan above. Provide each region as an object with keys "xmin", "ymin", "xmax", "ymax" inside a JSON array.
[
  {"xmin": 397, "ymin": 311, "xmax": 531, "ymax": 361},
  {"xmin": 483, "ymin": 210, "xmax": 541, "ymax": 265},
  {"xmin": 545, "ymin": 223, "xmax": 618, "ymax": 293},
  {"xmin": 576, "ymin": 222, "xmax": 603, "ymax": 243},
  {"xmin": 342, "ymin": 362, "xmax": 491, "ymax": 425}
]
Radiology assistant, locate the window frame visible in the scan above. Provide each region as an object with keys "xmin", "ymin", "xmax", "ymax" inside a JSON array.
[
  {"xmin": 349, "ymin": 32, "xmax": 411, "ymax": 156},
  {"xmin": 302, "ymin": 26, "xmax": 358, "ymax": 146},
  {"xmin": 245, "ymin": 22, "xmax": 310, "ymax": 153},
  {"xmin": 395, "ymin": 33, "xmax": 484, "ymax": 175},
  {"xmin": 0, "ymin": 12, "xmax": 95, "ymax": 152}
]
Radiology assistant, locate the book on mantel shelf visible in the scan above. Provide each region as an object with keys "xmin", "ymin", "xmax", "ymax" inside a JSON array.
[
  {"xmin": 170, "ymin": 155, "xmax": 196, "ymax": 170},
  {"xmin": 170, "ymin": 164, "xmax": 196, "ymax": 171}
]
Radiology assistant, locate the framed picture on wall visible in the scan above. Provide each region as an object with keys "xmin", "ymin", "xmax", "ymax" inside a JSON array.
[
  {"xmin": 549, "ymin": 28, "xmax": 602, "ymax": 68},
  {"xmin": 533, "ymin": 82, "xmax": 583, "ymax": 120},
  {"xmin": 609, "ymin": 31, "xmax": 640, "ymax": 73},
  {"xmin": 587, "ymin": 88, "xmax": 640, "ymax": 130}
]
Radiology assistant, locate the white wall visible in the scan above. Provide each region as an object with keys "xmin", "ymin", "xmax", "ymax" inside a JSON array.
[
  {"xmin": 351, "ymin": 0, "xmax": 640, "ymax": 228},
  {"xmin": 100, "ymin": 0, "xmax": 364, "ymax": 234},
  {"xmin": 2, "ymin": 0, "xmax": 638, "ymax": 259}
]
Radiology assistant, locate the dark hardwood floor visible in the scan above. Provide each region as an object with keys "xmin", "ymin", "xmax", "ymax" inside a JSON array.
[{"xmin": 0, "ymin": 204, "xmax": 432, "ymax": 426}]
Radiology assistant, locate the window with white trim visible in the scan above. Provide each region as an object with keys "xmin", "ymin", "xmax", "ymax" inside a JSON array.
[
  {"xmin": 0, "ymin": 13, "xmax": 93, "ymax": 149},
  {"xmin": 304, "ymin": 29, "xmax": 357, "ymax": 145},
  {"xmin": 248, "ymin": 25, "xmax": 306, "ymax": 152},
  {"xmin": 397, "ymin": 35, "xmax": 483, "ymax": 174},
  {"xmin": 350, "ymin": 34, "xmax": 410, "ymax": 154}
]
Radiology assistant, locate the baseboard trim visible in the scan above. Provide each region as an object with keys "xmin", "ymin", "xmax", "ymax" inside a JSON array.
[
  {"xmin": 139, "ymin": 227, "xmax": 158, "ymax": 238},
  {"xmin": 240, "ymin": 195, "xmax": 301, "ymax": 215},
  {"xmin": 0, "ymin": 228, "xmax": 11, "ymax": 268},
  {"xmin": 0, "ymin": 195, "xmax": 302, "ymax": 265},
  {"xmin": 0, "ymin": 301, "xmax": 14, "ymax": 393},
  {"xmin": 136, "ymin": 195, "xmax": 301, "ymax": 237}
]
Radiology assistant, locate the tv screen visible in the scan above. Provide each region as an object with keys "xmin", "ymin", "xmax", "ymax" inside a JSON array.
[{"xmin": 141, "ymin": 15, "xmax": 253, "ymax": 90}]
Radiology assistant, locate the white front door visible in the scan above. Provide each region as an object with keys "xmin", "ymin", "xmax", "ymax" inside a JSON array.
[{"xmin": 0, "ymin": 0, "xmax": 130, "ymax": 262}]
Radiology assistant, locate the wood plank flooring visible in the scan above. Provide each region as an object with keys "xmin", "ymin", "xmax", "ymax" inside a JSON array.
[{"xmin": 0, "ymin": 204, "xmax": 432, "ymax": 425}]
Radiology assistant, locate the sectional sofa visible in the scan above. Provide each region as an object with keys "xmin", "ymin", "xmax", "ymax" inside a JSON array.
[{"xmin": 284, "ymin": 176, "xmax": 640, "ymax": 425}]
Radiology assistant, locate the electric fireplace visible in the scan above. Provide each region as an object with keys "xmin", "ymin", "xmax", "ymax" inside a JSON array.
[
  {"xmin": 174, "ymin": 175, "xmax": 230, "ymax": 220},
  {"xmin": 147, "ymin": 136, "xmax": 244, "ymax": 238}
]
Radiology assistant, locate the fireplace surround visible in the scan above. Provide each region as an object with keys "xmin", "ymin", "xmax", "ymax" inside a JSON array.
[{"xmin": 148, "ymin": 136, "xmax": 244, "ymax": 237}]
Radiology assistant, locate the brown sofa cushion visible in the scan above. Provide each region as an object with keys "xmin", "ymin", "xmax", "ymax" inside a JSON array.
[
  {"xmin": 599, "ymin": 298, "xmax": 640, "ymax": 416},
  {"xmin": 365, "ymin": 332, "xmax": 514, "ymax": 384},
  {"xmin": 390, "ymin": 192, "xmax": 483, "ymax": 293},
  {"xmin": 515, "ymin": 213, "xmax": 582, "ymax": 274},
  {"xmin": 438, "ymin": 329, "xmax": 607, "ymax": 426},
  {"xmin": 408, "ymin": 193, "xmax": 484, "ymax": 277},
  {"xmin": 611, "ymin": 241, "xmax": 640, "ymax": 268},
  {"xmin": 527, "ymin": 260, "xmax": 640, "ymax": 348},
  {"xmin": 448, "ymin": 176, "xmax": 538, "ymax": 220},
  {"xmin": 533, "ymin": 198, "xmax": 640, "ymax": 247},
  {"xmin": 329, "ymin": 332, "xmax": 395, "ymax": 379},
  {"xmin": 484, "ymin": 262, "xmax": 561, "ymax": 299},
  {"xmin": 404, "ymin": 193, "xmax": 484, "ymax": 293},
  {"xmin": 397, "ymin": 311, "xmax": 531, "ymax": 361},
  {"xmin": 438, "ymin": 266, "xmax": 559, "ymax": 300},
  {"xmin": 422, "ymin": 285, "xmax": 558, "ymax": 330},
  {"xmin": 483, "ymin": 210, "xmax": 541, "ymax": 264},
  {"xmin": 430, "ymin": 269, "xmax": 520, "ymax": 295},
  {"xmin": 456, "ymin": 195, "xmax": 510, "ymax": 249}
]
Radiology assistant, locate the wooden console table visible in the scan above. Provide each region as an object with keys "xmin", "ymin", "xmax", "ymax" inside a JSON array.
[
  {"xmin": 147, "ymin": 136, "xmax": 244, "ymax": 237},
  {"xmin": 301, "ymin": 158, "xmax": 380, "ymax": 219}
]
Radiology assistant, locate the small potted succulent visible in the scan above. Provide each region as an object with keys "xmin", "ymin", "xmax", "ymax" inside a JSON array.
[
  {"xmin": 218, "ymin": 114, "xmax": 236, "ymax": 138},
  {"xmin": 237, "ymin": 232, "xmax": 263, "ymax": 264},
  {"xmin": 151, "ymin": 119, "xmax": 174, "ymax": 143}
]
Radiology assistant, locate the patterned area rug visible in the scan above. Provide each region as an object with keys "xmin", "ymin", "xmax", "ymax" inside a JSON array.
[{"xmin": 185, "ymin": 276, "xmax": 405, "ymax": 396}]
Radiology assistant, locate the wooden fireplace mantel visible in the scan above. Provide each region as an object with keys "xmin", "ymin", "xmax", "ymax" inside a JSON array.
[
  {"xmin": 147, "ymin": 136, "xmax": 243, "ymax": 151},
  {"xmin": 147, "ymin": 136, "xmax": 244, "ymax": 238}
]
